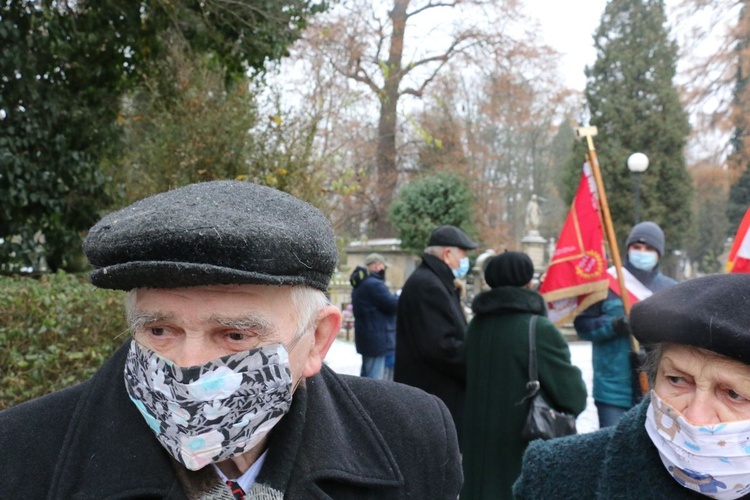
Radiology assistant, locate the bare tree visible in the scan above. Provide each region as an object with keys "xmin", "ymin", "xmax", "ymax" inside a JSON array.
[{"xmin": 305, "ymin": 0, "xmax": 525, "ymax": 237}]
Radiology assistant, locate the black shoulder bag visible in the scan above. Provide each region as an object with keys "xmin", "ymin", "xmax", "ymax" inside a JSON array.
[{"xmin": 520, "ymin": 315, "xmax": 577, "ymax": 441}]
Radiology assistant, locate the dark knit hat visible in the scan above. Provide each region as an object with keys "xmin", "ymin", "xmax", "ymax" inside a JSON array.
[
  {"xmin": 83, "ymin": 181, "xmax": 338, "ymax": 292},
  {"xmin": 631, "ymin": 274, "xmax": 750, "ymax": 364},
  {"xmin": 626, "ymin": 221, "xmax": 665, "ymax": 257},
  {"xmin": 427, "ymin": 225, "xmax": 478, "ymax": 250},
  {"xmin": 484, "ymin": 251, "xmax": 534, "ymax": 288}
]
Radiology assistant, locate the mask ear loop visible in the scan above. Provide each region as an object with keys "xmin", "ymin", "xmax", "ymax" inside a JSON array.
[{"xmin": 285, "ymin": 314, "xmax": 320, "ymax": 394}]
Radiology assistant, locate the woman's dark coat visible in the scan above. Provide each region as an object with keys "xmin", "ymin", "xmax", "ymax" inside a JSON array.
[
  {"xmin": 461, "ymin": 286, "xmax": 587, "ymax": 500},
  {"xmin": 0, "ymin": 340, "xmax": 462, "ymax": 499},
  {"xmin": 394, "ymin": 253, "xmax": 468, "ymax": 445},
  {"xmin": 514, "ymin": 397, "xmax": 711, "ymax": 499},
  {"xmin": 350, "ymin": 267, "xmax": 399, "ymax": 356}
]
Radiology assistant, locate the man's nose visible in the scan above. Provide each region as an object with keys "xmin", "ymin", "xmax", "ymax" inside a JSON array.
[{"xmin": 169, "ymin": 335, "xmax": 220, "ymax": 367}]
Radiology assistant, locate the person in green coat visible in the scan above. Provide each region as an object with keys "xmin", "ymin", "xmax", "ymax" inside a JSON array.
[{"xmin": 461, "ymin": 251, "xmax": 587, "ymax": 500}]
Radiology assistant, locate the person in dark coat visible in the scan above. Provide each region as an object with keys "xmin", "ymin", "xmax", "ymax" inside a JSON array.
[
  {"xmin": 350, "ymin": 253, "xmax": 399, "ymax": 379},
  {"xmin": 515, "ymin": 274, "xmax": 750, "ymax": 499},
  {"xmin": 461, "ymin": 252, "xmax": 587, "ymax": 500},
  {"xmin": 574, "ymin": 221, "xmax": 676, "ymax": 428},
  {"xmin": 0, "ymin": 181, "xmax": 462, "ymax": 499},
  {"xmin": 394, "ymin": 224, "xmax": 478, "ymax": 448}
]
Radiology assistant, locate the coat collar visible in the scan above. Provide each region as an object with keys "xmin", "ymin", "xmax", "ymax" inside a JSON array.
[
  {"xmin": 598, "ymin": 397, "xmax": 706, "ymax": 498},
  {"xmin": 51, "ymin": 341, "xmax": 402, "ymax": 498},
  {"xmin": 421, "ymin": 253, "xmax": 458, "ymax": 293},
  {"xmin": 50, "ymin": 341, "xmax": 185, "ymax": 499},
  {"xmin": 470, "ymin": 286, "xmax": 547, "ymax": 316},
  {"xmin": 257, "ymin": 365, "xmax": 403, "ymax": 496}
]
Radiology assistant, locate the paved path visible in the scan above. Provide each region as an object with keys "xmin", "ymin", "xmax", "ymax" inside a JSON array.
[{"xmin": 324, "ymin": 338, "xmax": 599, "ymax": 434}]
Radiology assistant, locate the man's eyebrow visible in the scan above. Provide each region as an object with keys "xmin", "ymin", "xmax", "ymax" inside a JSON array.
[
  {"xmin": 127, "ymin": 311, "xmax": 173, "ymax": 330},
  {"xmin": 208, "ymin": 313, "xmax": 277, "ymax": 338}
]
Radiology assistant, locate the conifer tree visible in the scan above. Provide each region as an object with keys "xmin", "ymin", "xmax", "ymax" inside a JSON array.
[
  {"xmin": 583, "ymin": 0, "xmax": 692, "ymax": 254},
  {"xmin": 726, "ymin": 4, "xmax": 750, "ymax": 234}
]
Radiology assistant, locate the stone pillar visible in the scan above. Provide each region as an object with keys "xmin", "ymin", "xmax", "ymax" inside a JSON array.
[{"xmin": 522, "ymin": 231, "xmax": 548, "ymax": 273}]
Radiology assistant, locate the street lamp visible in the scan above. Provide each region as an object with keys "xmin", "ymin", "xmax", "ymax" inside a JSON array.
[{"xmin": 627, "ymin": 152, "xmax": 649, "ymax": 224}]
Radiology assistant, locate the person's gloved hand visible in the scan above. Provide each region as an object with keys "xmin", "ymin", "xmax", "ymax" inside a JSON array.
[{"xmin": 611, "ymin": 315, "xmax": 631, "ymax": 336}]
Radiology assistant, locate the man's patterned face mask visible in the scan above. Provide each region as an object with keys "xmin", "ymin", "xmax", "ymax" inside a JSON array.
[{"xmin": 124, "ymin": 340, "xmax": 293, "ymax": 470}]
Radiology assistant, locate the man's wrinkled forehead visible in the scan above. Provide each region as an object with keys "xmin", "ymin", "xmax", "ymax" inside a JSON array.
[{"xmin": 126, "ymin": 285, "xmax": 293, "ymax": 334}]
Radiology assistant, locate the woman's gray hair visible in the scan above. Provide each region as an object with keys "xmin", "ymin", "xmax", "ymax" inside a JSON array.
[
  {"xmin": 124, "ymin": 286, "xmax": 329, "ymax": 340},
  {"xmin": 641, "ymin": 343, "xmax": 666, "ymax": 388}
]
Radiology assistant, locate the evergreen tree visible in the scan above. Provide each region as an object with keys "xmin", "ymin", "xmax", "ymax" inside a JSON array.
[
  {"xmin": 584, "ymin": 0, "xmax": 692, "ymax": 255},
  {"xmin": 728, "ymin": 168, "xmax": 750, "ymax": 232},
  {"xmin": 0, "ymin": 0, "xmax": 327, "ymax": 272},
  {"xmin": 726, "ymin": 4, "xmax": 750, "ymax": 234},
  {"xmin": 389, "ymin": 172, "xmax": 475, "ymax": 255}
]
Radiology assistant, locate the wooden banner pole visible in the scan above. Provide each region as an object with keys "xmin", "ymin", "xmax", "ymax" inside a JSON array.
[{"xmin": 577, "ymin": 126, "xmax": 647, "ymax": 394}]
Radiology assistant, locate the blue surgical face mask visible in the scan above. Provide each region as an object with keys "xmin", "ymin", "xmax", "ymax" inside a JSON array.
[
  {"xmin": 453, "ymin": 256, "xmax": 470, "ymax": 279},
  {"xmin": 629, "ymin": 249, "xmax": 658, "ymax": 271}
]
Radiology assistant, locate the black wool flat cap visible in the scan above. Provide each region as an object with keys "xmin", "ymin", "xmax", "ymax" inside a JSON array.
[
  {"xmin": 427, "ymin": 225, "xmax": 478, "ymax": 250},
  {"xmin": 631, "ymin": 274, "xmax": 750, "ymax": 364},
  {"xmin": 83, "ymin": 181, "xmax": 338, "ymax": 292}
]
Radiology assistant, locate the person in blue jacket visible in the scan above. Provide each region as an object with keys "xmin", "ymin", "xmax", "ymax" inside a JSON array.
[
  {"xmin": 350, "ymin": 253, "xmax": 399, "ymax": 379},
  {"xmin": 574, "ymin": 221, "xmax": 676, "ymax": 428}
]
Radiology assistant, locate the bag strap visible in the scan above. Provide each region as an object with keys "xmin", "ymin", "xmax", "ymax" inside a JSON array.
[{"xmin": 526, "ymin": 315, "xmax": 540, "ymax": 394}]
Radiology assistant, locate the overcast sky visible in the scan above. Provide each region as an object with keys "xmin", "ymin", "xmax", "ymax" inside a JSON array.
[
  {"xmin": 524, "ymin": 0, "xmax": 686, "ymax": 91},
  {"xmin": 523, "ymin": 1, "xmax": 606, "ymax": 91}
]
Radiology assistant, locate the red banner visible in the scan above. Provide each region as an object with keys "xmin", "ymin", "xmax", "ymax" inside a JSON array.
[
  {"xmin": 540, "ymin": 163, "xmax": 609, "ymax": 325},
  {"xmin": 727, "ymin": 207, "xmax": 750, "ymax": 273}
]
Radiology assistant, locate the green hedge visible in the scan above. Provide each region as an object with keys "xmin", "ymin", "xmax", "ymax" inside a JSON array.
[{"xmin": 1, "ymin": 272, "xmax": 127, "ymax": 409}]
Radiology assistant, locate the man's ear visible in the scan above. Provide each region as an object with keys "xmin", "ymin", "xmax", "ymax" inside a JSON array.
[
  {"xmin": 440, "ymin": 246, "xmax": 453, "ymax": 266},
  {"xmin": 302, "ymin": 305, "xmax": 342, "ymax": 378}
]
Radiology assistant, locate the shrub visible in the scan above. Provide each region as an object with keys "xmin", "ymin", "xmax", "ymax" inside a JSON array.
[
  {"xmin": 0, "ymin": 271, "xmax": 127, "ymax": 409},
  {"xmin": 389, "ymin": 172, "xmax": 476, "ymax": 254}
]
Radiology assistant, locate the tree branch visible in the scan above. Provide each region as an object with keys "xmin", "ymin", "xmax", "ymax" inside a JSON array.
[{"xmin": 406, "ymin": 1, "xmax": 458, "ymax": 18}]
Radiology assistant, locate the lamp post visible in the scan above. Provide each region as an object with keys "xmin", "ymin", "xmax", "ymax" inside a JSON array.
[{"xmin": 627, "ymin": 152, "xmax": 649, "ymax": 224}]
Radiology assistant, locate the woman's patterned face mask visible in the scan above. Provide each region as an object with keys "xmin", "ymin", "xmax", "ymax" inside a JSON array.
[
  {"xmin": 124, "ymin": 340, "xmax": 293, "ymax": 470},
  {"xmin": 646, "ymin": 391, "xmax": 750, "ymax": 499}
]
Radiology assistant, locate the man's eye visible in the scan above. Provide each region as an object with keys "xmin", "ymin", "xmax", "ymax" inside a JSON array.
[
  {"xmin": 228, "ymin": 332, "xmax": 246, "ymax": 341},
  {"xmin": 150, "ymin": 327, "xmax": 166, "ymax": 336}
]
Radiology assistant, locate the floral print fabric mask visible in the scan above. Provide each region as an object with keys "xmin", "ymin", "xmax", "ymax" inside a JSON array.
[
  {"xmin": 646, "ymin": 391, "xmax": 750, "ymax": 499},
  {"xmin": 124, "ymin": 340, "xmax": 293, "ymax": 470}
]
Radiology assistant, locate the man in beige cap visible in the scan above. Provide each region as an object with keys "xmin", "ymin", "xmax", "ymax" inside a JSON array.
[{"xmin": 349, "ymin": 253, "xmax": 399, "ymax": 379}]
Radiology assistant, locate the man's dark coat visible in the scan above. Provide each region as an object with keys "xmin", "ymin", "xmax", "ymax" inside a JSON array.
[
  {"xmin": 0, "ymin": 341, "xmax": 462, "ymax": 499},
  {"xmin": 394, "ymin": 253, "xmax": 467, "ymax": 445}
]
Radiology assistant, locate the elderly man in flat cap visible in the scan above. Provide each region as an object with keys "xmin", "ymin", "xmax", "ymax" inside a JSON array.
[
  {"xmin": 349, "ymin": 253, "xmax": 399, "ymax": 380},
  {"xmin": 0, "ymin": 181, "xmax": 462, "ymax": 499},
  {"xmin": 574, "ymin": 221, "xmax": 676, "ymax": 428},
  {"xmin": 394, "ymin": 224, "xmax": 478, "ymax": 448},
  {"xmin": 515, "ymin": 273, "xmax": 750, "ymax": 499}
]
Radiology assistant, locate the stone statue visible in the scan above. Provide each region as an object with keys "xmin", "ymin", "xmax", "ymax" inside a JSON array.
[{"xmin": 525, "ymin": 194, "xmax": 541, "ymax": 234}]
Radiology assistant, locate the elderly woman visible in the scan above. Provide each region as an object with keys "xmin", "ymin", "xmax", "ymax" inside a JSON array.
[
  {"xmin": 461, "ymin": 251, "xmax": 587, "ymax": 499},
  {"xmin": 514, "ymin": 273, "xmax": 750, "ymax": 499}
]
